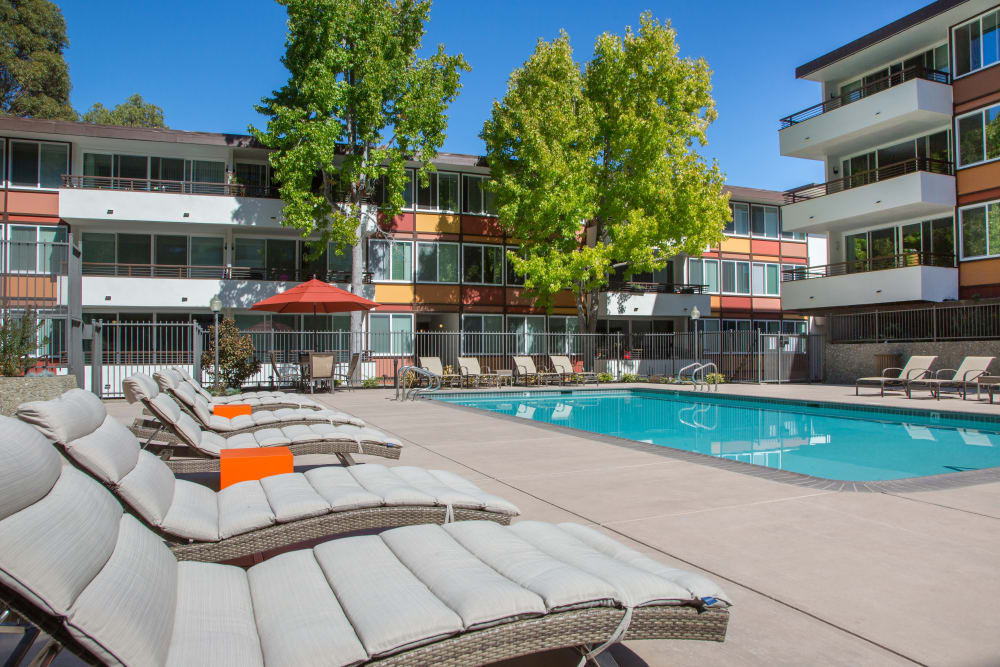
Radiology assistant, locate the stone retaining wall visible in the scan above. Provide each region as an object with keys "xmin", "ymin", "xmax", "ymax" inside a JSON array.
[
  {"xmin": 823, "ymin": 341, "xmax": 1000, "ymax": 385},
  {"xmin": 0, "ymin": 376, "xmax": 78, "ymax": 416}
]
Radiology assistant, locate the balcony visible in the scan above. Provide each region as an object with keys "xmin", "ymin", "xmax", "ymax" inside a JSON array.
[
  {"xmin": 781, "ymin": 158, "xmax": 955, "ymax": 234},
  {"xmin": 59, "ymin": 174, "xmax": 286, "ymax": 226},
  {"xmin": 599, "ymin": 282, "xmax": 710, "ymax": 318},
  {"xmin": 780, "ymin": 252, "xmax": 957, "ymax": 311},
  {"xmin": 779, "ymin": 68, "xmax": 952, "ymax": 160}
]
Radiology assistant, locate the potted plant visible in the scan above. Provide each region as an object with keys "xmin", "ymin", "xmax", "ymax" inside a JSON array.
[{"xmin": 0, "ymin": 309, "xmax": 78, "ymax": 416}]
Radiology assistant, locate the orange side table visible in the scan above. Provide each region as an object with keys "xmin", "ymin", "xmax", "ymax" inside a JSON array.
[
  {"xmin": 212, "ymin": 404, "xmax": 252, "ymax": 418},
  {"xmin": 219, "ymin": 447, "xmax": 293, "ymax": 489}
]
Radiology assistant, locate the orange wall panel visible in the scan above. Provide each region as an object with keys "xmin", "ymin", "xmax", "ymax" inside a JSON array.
[
  {"xmin": 461, "ymin": 285, "xmax": 505, "ymax": 306},
  {"xmin": 752, "ymin": 255, "xmax": 781, "ymax": 263},
  {"xmin": 752, "ymin": 297, "xmax": 782, "ymax": 311},
  {"xmin": 780, "ymin": 243, "xmax": 809, "ymax": 258},
  {"xmin": 414, "ymin": 213, "xmax": 460, "ymax": 234},
  {"xmin": 374, "ymin": 284, "xmax": 416, "ymax": 304},
  {"xmin": 462, "ymin": 235, "xmax": 503, "ymax": 244},
  {"xmin": 414, "ymin": 285, "xmax": 460, "ymax": 304},
  {"xmin": 959, "ymin": 258, "xmax": 1000, "ymax": 287},
  {"xmin": 2, "ymin": 276, "xmax": 58, "ymax": 304},
  {"xmin": 460, "ymin": 215, "xmax": 504, "ymax": 236},
  {"xmin": 506, "ymin": 287, "xmax": 535, "ymax": 307},
  {"xmin": 750, "ymin": 239, "xmax": 781, "ymax": 255},
  {"xmin": 719, "ymin": 296, "xmax": 752, "ymax": 311},
  {"xmin": 6, "ymin": 191, "xmax": 58, "ymax": 217},
  {"xmin": 710, "ymin": 296, "xmax": 721, "ymax": 310},
  {"xmin": 957, "ymin": 161, "xmax": 1000, "ymax": 198},
  {"xmin": 553, "ymin": 291, "xmax": 576, "ymax": 308},
  {"xmin": 719, "ymin": 237, "xmax": 750, "ymax": 254},
  {"xmin": 379, "ymin": 212, "xmax": 414, "ymax": 233}
]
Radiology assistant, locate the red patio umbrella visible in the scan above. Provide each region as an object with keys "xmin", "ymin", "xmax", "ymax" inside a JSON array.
[{"xmin": 250, "ymin": 279, "xmax": 379, "ymax": 350}]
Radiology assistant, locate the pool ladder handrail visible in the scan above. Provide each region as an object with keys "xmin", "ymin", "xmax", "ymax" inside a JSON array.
[
  {"xmin": 678, "ymin": 362, "xmax": 719, "ymax": 392},
  {"xmin": 395, "ymin": 365, "xmax": 441, "ymax": 401}
]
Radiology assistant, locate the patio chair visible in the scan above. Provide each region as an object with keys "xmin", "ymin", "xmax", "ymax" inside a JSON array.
[
  {"xmin": 0, "ymin": 416, "xmax": 730, "ymax": 667},
  {"xmin": 15, "ymin": 390, "xmax": 519, "ymax": 563},
  {"xmin": 457, "ymin": 356, "xmax": 500, "ymax": 387},
  {"xmin": 513, "ymin": 355, "xmax": 554, "ymax": 385},
  {"xmin": 168, "ymin": 366, "xmax": 323, "ymax": 410},
  {"xmin": 550, "ymin": 354, "xmax": 600, "ymax": 385},
  {"xmin": 855, "ymin": 355, "xmax": 937, "ymax": 397},
  {"xmin": 123, "ymin": 375, "xmax": 401, "ymax": 470},
  {"xmin": 420, "ymin": 356, "xmax": 460, "ymax": 388},
  {"xmin": 268, "ymin": 350, "xmax": 301, "ymax": 391},
  {"xmin": 333, "ymin": 352, "xmax": 362, "ymax": 391},
  {"xmin": 972, "ymin": 375, "xmax": 1000, "ymax": 403},
  {"xmin": 155, "ymin": 367, "xmax": 322, "ymax": 412},
  {"xmin": 309, "ymin": 352, "xmax": 336, "ymax": 393},
  {"xmin": 152, "ymin": 371, "xmax": 362, "ymax": 435},
  {"xmin": 906, "ymin": 356, "xmax": 995, "ymax": 400}
]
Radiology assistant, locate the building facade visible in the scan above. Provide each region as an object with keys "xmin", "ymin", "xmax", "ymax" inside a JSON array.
[
  {"xmin": 779, "ymin": 0, "xmax": 1000, "ymax": 314},
  {"xmin": 0, "ymin": 117, "xmax": 818, "ymax": 341}
]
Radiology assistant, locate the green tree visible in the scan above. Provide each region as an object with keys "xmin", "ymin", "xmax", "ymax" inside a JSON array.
[
  {"xmin": 201, "ymin": 318, "xmax": 259, "ymax": 390},
  {"xmin": 0, "ymin": 0, "xmax": 75, "ymax": 120},
  {"xmin": 80, "ymin": 93, "xmax": 167, "ymax": 128},
  {"xmin": 482, "ymin": 14, "xmax": 730, "ymax": 332},
  {"xmin": 0, "ymin": 308, "xmax": 46, "ymax": 376},
  {"xmin": 252, "ymin": 0, "xmax": 469, "ymax": 335}
]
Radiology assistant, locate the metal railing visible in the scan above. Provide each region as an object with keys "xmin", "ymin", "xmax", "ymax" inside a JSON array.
[
  {"xmin": 781, "ymin": 252, "xmax": 956, "ymax": 281},
  {"xmin": 602, "ymin": 282, "xmax": 707, "ymax": 294},
  {"xmin": 62, "ymin": 174, "xmax": 280, "ymax": 198},
  {"xmin": 783, "ymin": 158, "xmax": 953, "ymax": 203},
  {"xmin": 80, "ymin": 263, "xmax": 371, "ymax": 283},
  {"xmin": 779, "ymin": 66, "xmax": 950, "ymax": 128},
  {"xmin": 829, "ymin": 301, "xmax": 1000, "ymax": 343}
]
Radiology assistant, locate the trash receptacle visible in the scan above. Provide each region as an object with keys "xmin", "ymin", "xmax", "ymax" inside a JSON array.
[{"xmin": 874, "ymin": 353, "xmax": 902, "ymax": 376}]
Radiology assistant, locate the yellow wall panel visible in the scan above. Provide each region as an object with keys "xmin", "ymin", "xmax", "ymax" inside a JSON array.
[
  {"xmin": 414, "ymin": 285, "xmax": 460, "ymax": 304},
  {"xmin": 414, "ymin": 213, "xmax": 460, "ymax": 234},
  {"xmin": 374, "ymin": 284, "xmax": 416, "ymax": 303},
  {"xmin": 720, "ymin": 237, "xmax": 751, "ymax": 254},
  {"xmin": 960, "ymin": 258, "xmax": 1000, "ymax": 286}
]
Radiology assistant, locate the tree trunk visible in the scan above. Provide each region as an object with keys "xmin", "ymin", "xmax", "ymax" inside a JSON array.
[{"xmin": 349, "ymin": 236, "xmax": 364, "ymax": 355}]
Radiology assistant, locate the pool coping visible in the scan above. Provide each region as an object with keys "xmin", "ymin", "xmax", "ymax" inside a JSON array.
[{"xmin": 427, "ymin": 386, "xmax": 1000, "ymax": 493}]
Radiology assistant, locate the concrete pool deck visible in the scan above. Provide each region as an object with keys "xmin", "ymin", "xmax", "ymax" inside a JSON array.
[{"xmin": 8, "ymin": 383, "xmax": 998, "ymax": 666}]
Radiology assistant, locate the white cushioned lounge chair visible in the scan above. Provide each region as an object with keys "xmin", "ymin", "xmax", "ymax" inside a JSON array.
[
  {"xmin": 166, "ymin": 366, "xmax": 322, "ymax": 409},
  {"xmin": 122, "ymin": 377, "xmax": 401, "ymax": 471},
  {"xmin": 15, "ymin": 390, "xmax": 518, "ymax": 563},
  {"xmin": 0, "ymin": 416, "xmax": 730, "ymax": 666}
]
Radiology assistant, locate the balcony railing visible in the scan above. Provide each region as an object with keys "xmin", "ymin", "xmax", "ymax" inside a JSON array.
[
  {"xmin": 780, "ymin": 252, "xmax": 956, "ymax": 282},
  {"xmin": 603, "ymin": 282, "xmax": 707, "ymax": 294},
  {"xmin": 81, "ymin": 263, "xmax": 372, "ymax": 283},
  {"xmin": 62, "ymin": 174, "xmax": 280, "ymax": 198},
  {"xmin": 779, "ymin": 66, "xmax": 950, "ymax": 129},
  {"xmin": 783, "ymin": 157, "xmax": 953, "ymax": 204}
]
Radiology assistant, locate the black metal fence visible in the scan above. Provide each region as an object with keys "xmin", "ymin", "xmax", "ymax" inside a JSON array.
[{"xmin": 829, "ymin": 301, "xmax": 1000, "ymax": 343}]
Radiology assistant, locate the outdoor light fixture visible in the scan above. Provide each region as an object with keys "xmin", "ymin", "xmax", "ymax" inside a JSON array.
[
  {"xmin": 104, "ymin": 296, "xmax": 111, "ymax": 301},
  {"xmin": 690, "ymin": 306, "xmax": 701, "ymax": 361},
  {"xmin": 106, "ymin": 209, "xmax": 114, "ymax": 215},
  {"xmin": 183, "ymin": 212, "xmax": 190, "ymax": 218},
  {"xmin": 210, "ymin": 296, "xmax": 223, "ymax": 390}
]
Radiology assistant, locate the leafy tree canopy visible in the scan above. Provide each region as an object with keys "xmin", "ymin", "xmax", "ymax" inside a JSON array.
[
  {"xmin": 0, "ymin": 0, "xmax": 75, "ymax": 120},
  {"xmin": 251, "ymin": 0, "xmax": 469, "ymax": 314},
  {"xmin": 80, "ymin": 93, "xmax": 167, "ymax": 128},
  {"xmin": 482, "ymin": 14, "xmax": 730, "ymax": 331}
]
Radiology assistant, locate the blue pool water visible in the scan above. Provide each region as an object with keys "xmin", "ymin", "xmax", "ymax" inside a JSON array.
[{"xmin": 431, "ymin": 390, "xmax": 1000, "ymax": 480}]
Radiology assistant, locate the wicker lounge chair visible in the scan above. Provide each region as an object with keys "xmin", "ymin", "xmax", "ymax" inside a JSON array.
[
  {"xmin": 15, "ymin": 390, "xmax": 519, "ymax": 563},
  {"xmin": 550, "ymin": 355, "xmax": 600, "ymax": 385},
  {"xmin": 168, "ymin": 366, "xmax": 323, "ymax": 409},
  {"xmin": 855, "ymin": 355, "xmax": 937, "ymax": 396},
  {"xmin": 457, "ymin": 356, "xmax": 500, "ymax": 387},
  {"xmin": 906, "ymin": 356, "xmax": 995, "ymax": 399},
  {"xmin": 123, "ymin": 375, "xmax": 401, "ymax": 471},
  {"xmin": 419, "ymin": 356, "xmax": 461, "ymax": 387},
  {"xmin": 513, "ymin": 355, "xmax": 556, "ymax": 385},
  {"xmin": 152, "ymin": 371, "xmax": 361, "ymax": 434},
  {"xmin": 0, "ymin": 416, "xmax": 730, "ymax": 667}
]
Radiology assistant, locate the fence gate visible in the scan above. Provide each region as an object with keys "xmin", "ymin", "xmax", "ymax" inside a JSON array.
[{"xmin": 87, "ymin": 321, "xmax": 202, "ymax": 398}]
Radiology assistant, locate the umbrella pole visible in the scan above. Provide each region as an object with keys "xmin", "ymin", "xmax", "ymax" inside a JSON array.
[{"xmin": 314, "ymin": 305, "xmax": 319, "ymax": 352}]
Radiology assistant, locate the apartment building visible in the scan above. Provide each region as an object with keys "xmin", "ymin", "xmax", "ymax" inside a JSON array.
[
  {"xmin": 0, "ymin": 116, "xmax": 816, "ymax": 341},
  {"xmin": 778, "ymin": 0, "xmax": 1000, "ymax": 313}
]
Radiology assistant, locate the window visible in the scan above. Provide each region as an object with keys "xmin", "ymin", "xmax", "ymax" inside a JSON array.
[
  {"xmin": 155, "ymin": 235, "xmax": 188, "ymax": 268},
  {"xmin": 190, "ymin": 237, "xmax": 224, "ymax": 267},
  {"xmin": 150, "ymin": 157, "xmax": 184, "ymax": 182},
  {"xmin": 462, "ymin": 314, "xmax": 504, "ymax": 354},
  {"xmin": 416, "ymin": 242, "xmax": 459, "ymax": 283},
  {"xmin": 751, "ymin": 262, "xmax": 780, "ymax": 296},
  {"xmin": 782, "ymin": 263, "xmax": 807, "ymax": 281},
  {"xmin": 954, "ymin": 9, "xmax": 1000, "ymax": 77},
  {"xmin": 956, "ymin": 104, "xmax": 1000, "ymax": 168},
  {"xmin": 234, "ymin": 238, "xmax": 266, "ymax": 277},
  {"xmin": 369, "ymin": 239, "xmax": 412, "ymax": 282},
  {"xmin": 462, "ymin": 174, "xmax": 497, "ymax": 215},
  {"xmin": 839, "ymin": 44, "xmax": 949, "ymax": 100},
  {"xmin": 267, "ymin": 240, "xmax": 297, "ymax": 280},
  {"xmin": 9, "ymin": 141, "xmax": 68, "ymax": 188},
  {"xmin": 781, "ymin": 320, "xmax": 808, "ymax": 335},
  {"xmin": 369, "ymin": 313, "xmax": 413, "ymax": 355},
  {"xmin": 416, "ymin": 171, "xmax": 459, "ymax": 212},
  {"xmin": 687, "ymin": 257, "xmax": 719, "ymax": 293},
  {"xmin": 8, "ymin": 225, "xmax": 64, "ymax": 272},
  {"xmin": 549, "ymin": 316, "xmax": 581, "ymax": 354},
  {"xmin": 235, "ymin": 162, "xmax": 271, "ymax": 196},
  {"xmin": 721, "ymin": 260, "xmax": 750, "ymax": 294},
  {"xmin": 506, "ymin": 246, "xmax": 526, "ymax": 286},
  {"xmin": 750, "ymin": 205, "xmax": 779, "ymax": 239},
  {"xmin": 328, "ymin": 244, "xmax": 353, "ymax": 280},
  {"xmin": 726, "ymin": 203, "xmax": 749, "ymax": 236},
  {"xmin": 117, "ymin": 234, "xmax": 151, "ymax": 268},
  {"xmin": 0, "ymin": 139, "xmax": 5, "ymax": 185},
  {"xmin": 299, "ymin": 241, "xmax": 327, "ymax": 280},
  {"xmin": 82, "ymin": 232, "xmax": 115, "ymax": 270},
  {"xmin": 508, "ymin": 315, "xmax": 546, "ymax": 354},
  {"xmin": 463, "ymin": 244, "xmax": 504, "ymax": 284},
  {"xmin": 960, "ymin": 201, "xmax": 1000, "ymax": 259}
]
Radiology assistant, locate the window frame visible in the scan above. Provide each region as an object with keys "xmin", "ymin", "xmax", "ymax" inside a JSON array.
[
  {"xmin": 8, "ymin": 139, "xmax": 70, "ymax": 190},
  {"xmin": 415, "ymin": 241, "xmax": 460, "ymax": 284},
  {"xmin": 6, "ymin": 224, "xmax": 68, "ymax": 274},
  {"xmin": 955, "ymin": 102, "xmax": 1000, "ymax": 169},
  {"xmin": 368, "ymin": 313, "xmax": 413, "ymax": 356},
  {"xmin": 460, "ymin": 313, "xmax": 505, "ymax": 355},
  {"xmin": 952, "ymin": 8, "xmax": 1000, "ymax": 79},
  {"xmin": 368, "ymin": 239, "xmax": 413, "ymax": 283},
  {"xmin": 750, "ymin": 204, "xmax": 781, "ymax": 240},
  {"xmin": 720, "ymin": 260, "xmax": 751, "ymax": 296},
  {"xmin": 415, "ymin": 170, "xmax": 460, "ymax": 213},
  {"xmin": 687, "ymin": 257, "xmax": 720, "ymax": 294},
  {"xmin": 461, "ymin": 173, "xmax": 497, "ymax": 216},
  {"xmin": 751, "ymin": 262, "xmax": 781, "ymax": 296},
  {"xmin": 725, "ymin": 202, "xmax": 750, "ymax": 237},
  {"xmin": 507, "ymin": 314, "xmax": 547, "ymax": 355},
  {"xmin": 958, "ymin": 199, "xmax": 1000, "ymax": 260},
  {"xmin": 462, "ymin": 242, "xmax": 505, "ymax": 286}
]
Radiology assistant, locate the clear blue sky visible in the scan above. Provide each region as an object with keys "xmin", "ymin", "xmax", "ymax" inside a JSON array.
[{"xmin": 59, "ymin": 0, "xmax": 928, "ymax": 192}]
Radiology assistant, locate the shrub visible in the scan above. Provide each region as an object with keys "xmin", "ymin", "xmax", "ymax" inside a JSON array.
[
  {"xmin": 201, "ymin": 318, "xmax": 260, "ymax": 389},
  {"xmin": 620, "ymin": 373, "xmax": 640, "ymax": 383},
  {"xmin": 705, "ymin": 372, "xmax": 726, "ymax": 384},
  {"xmin": 597, "ymin": 372, "xmax": 614, "ymax": 383},
  {"xmin": 361, "ymin": 378, "xmax": 379, "ymax": 388},
  {"xmin": 0, "ymin": 309, "xmax": 46, "ymax": 377}
]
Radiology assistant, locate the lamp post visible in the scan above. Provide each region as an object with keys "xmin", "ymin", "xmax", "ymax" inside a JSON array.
[
  {"xmin": 210, "ymin": 296, "xmax": 222, "ymax": 391},
  {"xmin": 690, "ymin": 305, "xmax": 701, "ymax": 363}
]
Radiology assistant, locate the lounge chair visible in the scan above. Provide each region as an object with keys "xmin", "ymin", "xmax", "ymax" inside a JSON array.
[
  {"xmin": 906, "ymin": 356, "xmax": 995, "ymax": 399},
  {"xmin": 123, "ymin": 375, "xmax": 401, "ymax": 471},
  {"xmin": 0, "ymin": 416, "xmax": 730, "ymax": 667},
  {"xmin": 457, "ymin": 356, "xmax": 500, "ymax": 387},
  {"xmin": 855, "ymin": 355, "xmax": 937, "ymax": 396},
  {"xmin": 166, "ymin": 366, "xmax": 322, "ymax": 410},
  {"xmin": 513, "ymin": 355, "xmax": 555, "ymax": 385},
  {"xmin": 550, "ymin": 354, "xmax": 600, "ymax": 385},
  {"xmin": 149, "ymin": 371, "xmax": 361, "ymax": 439},
  {"xmin": 15, "ymin": 390, "xmax": 519, "ymax": 563},
  {"xmin": 419, "ymin": 356, "xmax": 460, "ymax": 387},
  {"xmin": 972, "ymin": 375, "xmax": 1000, "ymax": 403}
]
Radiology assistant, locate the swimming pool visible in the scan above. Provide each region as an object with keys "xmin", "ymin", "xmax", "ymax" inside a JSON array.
[{"xmin": 431, "ymin": 389, "xmax": 1000, "ymax": 481}]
